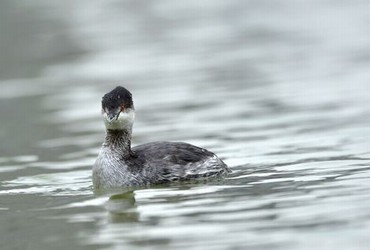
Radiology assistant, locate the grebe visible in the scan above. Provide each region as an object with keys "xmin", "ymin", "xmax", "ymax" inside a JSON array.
[{"xmin": 93, "ymin": 86, "xmax": 230, "ymax": 189}]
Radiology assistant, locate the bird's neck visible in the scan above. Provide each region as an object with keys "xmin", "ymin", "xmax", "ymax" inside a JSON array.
[{"xmin": 103, "ymin": 129, "xmax": 133, "ymax": 156}]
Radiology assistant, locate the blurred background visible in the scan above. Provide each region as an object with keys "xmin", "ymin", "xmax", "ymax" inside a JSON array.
[{"xmin": 1, "ymin": 1, "xmax": 370, "ymax": 250}]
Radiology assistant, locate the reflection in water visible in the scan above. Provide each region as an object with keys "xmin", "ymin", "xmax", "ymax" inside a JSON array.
[
  {"xmin": 107, "ymin": 192, "xmax": 139, "ymax": 223},
  {"xmin": 1, "ymin": 0, "xmax": 370, "ymax": 250}
]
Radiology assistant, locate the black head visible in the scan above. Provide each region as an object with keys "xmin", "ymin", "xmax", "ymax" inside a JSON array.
[
  {"xmin": 102, "ymin": 86, "xmax": 134, "ymax": 111},
  {"xmin": 101, "ymin": 86, "xmax": 134, "ymax": 123}
]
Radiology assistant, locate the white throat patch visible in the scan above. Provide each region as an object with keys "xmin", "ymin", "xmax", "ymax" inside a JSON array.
[{"xmin": 104, "ymin": 108, "xmax": 135, "ymax": 131}]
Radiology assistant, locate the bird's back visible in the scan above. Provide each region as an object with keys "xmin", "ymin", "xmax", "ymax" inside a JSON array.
[{"xmin": 130, "ymin": 141, "xmax": 230, "ymax": 182}]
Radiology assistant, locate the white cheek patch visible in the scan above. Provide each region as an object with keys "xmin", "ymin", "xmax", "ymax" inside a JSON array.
[{"xmin": 104, "ymin": 109, "xmax": 135, "ymax": 130}]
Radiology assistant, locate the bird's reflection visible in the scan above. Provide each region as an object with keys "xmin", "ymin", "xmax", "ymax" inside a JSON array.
[{"xmin": 106, "ymin": 191, "xmax": 139, "ymax": 223}]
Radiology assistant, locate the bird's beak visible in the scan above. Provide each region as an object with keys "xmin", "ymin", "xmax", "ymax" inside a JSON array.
[{"xmin": 106, "ymin": 109, "xmax": 121, "ymax": 123}]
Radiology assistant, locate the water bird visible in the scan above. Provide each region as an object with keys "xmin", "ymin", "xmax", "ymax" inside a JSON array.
[{"xmin": 93, "ymin": 86, "xmax": 230, "ymax": 189}]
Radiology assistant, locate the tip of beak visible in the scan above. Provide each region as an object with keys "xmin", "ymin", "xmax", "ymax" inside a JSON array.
[
  {"xmin": 106, "ymin": 112, "xmax": 119, "ymax": 123},
  {"xmin": 107, "ymin": 118, "xmax": 115, "ymax": 123}
]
